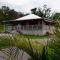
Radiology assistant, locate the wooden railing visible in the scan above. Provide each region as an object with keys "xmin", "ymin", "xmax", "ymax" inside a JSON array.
[
  {"xmin": 20, "ymin": 25, "xmax": 42, "ymax": 30},
  {"xmin": 5, "ymin": 25, "xmax": 42, "ymax": 32}
]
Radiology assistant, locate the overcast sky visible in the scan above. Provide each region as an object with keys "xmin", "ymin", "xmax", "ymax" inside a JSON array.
[{"xmin": 0, "ymin": 0, "xmax": 60, "ymax": 13}]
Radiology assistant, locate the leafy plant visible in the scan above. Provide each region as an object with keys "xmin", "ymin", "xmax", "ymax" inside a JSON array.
[
  {"xmin": 0, "ymin": 34, "xmax": 49, "ymax": 60},
  {"xmin": 48, "ymin": 21, "xmax": 60, "ymax": 60}
]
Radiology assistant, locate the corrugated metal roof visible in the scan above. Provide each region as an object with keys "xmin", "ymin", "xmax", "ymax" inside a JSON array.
[{"xmin": 15, "ymin": 14, "xmax": 42, "ymax": 21}]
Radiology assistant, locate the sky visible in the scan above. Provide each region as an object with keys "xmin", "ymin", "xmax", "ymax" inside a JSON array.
[{"xmin": 0, "ymin": 0, "xmax": 60, "ymax": 13}]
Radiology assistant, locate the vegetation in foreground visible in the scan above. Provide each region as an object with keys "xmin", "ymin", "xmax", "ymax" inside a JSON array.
[
  {"xmin": 0, "ymin": 22, "xmax": 60, "ymax": 60},
  {"xmin": 0, "ymin": 24, "xmax": 4, "ymax": 32},
  {"xmin": 15, "ymin": 34, "xmax": 49, "ymax": 39}
]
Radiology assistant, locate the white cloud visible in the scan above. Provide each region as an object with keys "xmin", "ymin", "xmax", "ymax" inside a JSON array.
[{"xmin": 0, "ymin": 0, "xmax": 60, "ymax": 13}]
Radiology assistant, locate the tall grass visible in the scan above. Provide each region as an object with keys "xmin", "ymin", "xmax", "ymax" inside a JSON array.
[
  {"xmin": 0, "ymin": 34, "xmax": 49, "ymax": 60},
  {"xmin": 48, "ymin": 21, "xmax": 60, "ymax": 60}
]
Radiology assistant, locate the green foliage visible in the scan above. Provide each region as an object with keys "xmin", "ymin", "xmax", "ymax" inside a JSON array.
[
  {"xmin": 16, "ymin": 34, "xmax": 49, "ymax": 39},
  {"xmin": 0, "ymin": 6, "xmax": 24, "ymax": 21},
  {"xmin": 0, "ymin": 26, "xmax": 60, "ymax": 60},
  {"xmin": 41, "ymin": 46, "xmax": 48, "ymax": 60},
  {"xmin": 0, "ymin": 24, "xmax": 4, "ymax": 32},
  {"xmin": 0, "ymin": 35, "xmax": 20, "ymax": 60},
  {"xmin": 0, "ymin": 35, "xmax": 15, "ymax": 49},
  {"xmin": 31, "ymin": 8, "xmax": 44, "ymax": 17},
  {"xmin": 48, "ymin": 21, "xmax": 60, "ymax": 60},
  {"xmin": 1, "ymin": 33, "xmax": 60, "ymax": 60},
  {"xmin": 52, "ymin": 13, "xmax": 60, "ymax": 20},
  {"xmin": 0, "ymin": 34, "xmax": 48, "ymax": 60}
]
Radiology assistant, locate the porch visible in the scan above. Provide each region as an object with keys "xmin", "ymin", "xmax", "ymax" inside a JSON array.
[
  {"xmin": 17, "ymin": 24, "xmax": 42, "ymax": 30},
  {"xmin": 5, "ymin": 24, "xmax": 43, "ymax": 35}
]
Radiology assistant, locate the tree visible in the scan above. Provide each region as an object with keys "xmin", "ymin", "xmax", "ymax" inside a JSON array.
[
  {"xmin": 31, "ymin": 8, "xmax": 37, "ymax": 14},
  {"xmin": 52, "ymin": 13, "xmax": 60, "ymax": 20},
  {"xmin": 0, "ymin": 6, "xmax": 24, "ymax": 21},
  {"xmin": 0, "ymin": 6, "xmax": 10, "ymax": 20},
  {"xmin": 31, "ymin": 8, "xmax": 44, "ymax": 17},
  {"xmin": 43, "ymin": 4, "xmax": 51, "ymax": 18},
  {"xmin": 31, "ymin": 5, "xmax": 51, "ymax": 18}
]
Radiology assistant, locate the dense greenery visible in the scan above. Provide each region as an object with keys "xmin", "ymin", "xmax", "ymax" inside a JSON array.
[
  {"xmin": 48, "ymin": 21, "xmax": 60, "ymax": 60},
  {"xmin": 17, "ymin": 34, "xmax": 49, "ymax": 39},
  {"xmin": 0, "ymin": 24, "xmax": 4, "ymax": 32},
  {"xmin": 52, "ymin": 13, "xmax": 60, "ymax": 20},
  {"xmin": 0, "ymin": 6, "xmax": 24, "ymax": 21},
  {"xmin": 0, "ymin": 34, "xmax": 44, "ymax": 60}
]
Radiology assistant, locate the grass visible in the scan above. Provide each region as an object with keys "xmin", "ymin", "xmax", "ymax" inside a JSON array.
[
  {"xmin": 16, "ymin": 34, "xmax": 49, "ymax": 39},
  {"xmin": 0, "ymin": 34, "xmax": 44, "ymax": 59},
  {"xmin": 0, "ymin": 24, "xmax": 4, "ymax": 32},
  {"xmin": 0, "ymin": 33, "xmax": 55, "ymax": 60}
]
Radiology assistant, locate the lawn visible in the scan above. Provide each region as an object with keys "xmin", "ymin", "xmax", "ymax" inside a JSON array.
[
  {"xmin": 0, "ymin": 24, "xmax": 4, "ymax": 32},
  {"xmin": 15, "ymin": 34, "xmax": 49, "ymax": 39}
]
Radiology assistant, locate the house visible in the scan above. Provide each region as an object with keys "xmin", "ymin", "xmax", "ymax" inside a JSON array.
[{"xmin": 3, "ymin": 14, "xmax": 55, "ymax": 35}]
